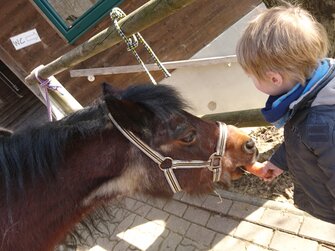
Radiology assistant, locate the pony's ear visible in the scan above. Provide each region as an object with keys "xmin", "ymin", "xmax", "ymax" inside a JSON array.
[
  {"xmin": 102, "ymin": 82, "xmax": 119, "ymax": 97},
  {"xmin": 0, "ymin": 127, "xmax": 13, "ymax": 137},
  {"xmin": 104, "ymin": 90, "xmax": 151, "ymax": 132}
]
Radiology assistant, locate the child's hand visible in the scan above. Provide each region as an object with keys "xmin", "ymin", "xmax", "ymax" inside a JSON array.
[{"xmin": 245, "ymin": 161, "xmax": 283, "ymax": 182}]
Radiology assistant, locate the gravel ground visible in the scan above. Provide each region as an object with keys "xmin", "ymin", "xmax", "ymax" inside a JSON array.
[{"xmin": 229, "ymin": 126, "xmax": 294, "ymax": 204}]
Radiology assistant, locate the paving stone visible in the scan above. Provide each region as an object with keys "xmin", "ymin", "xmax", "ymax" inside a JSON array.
[
  {"xmin": 166, "ymin": 214, "xmax": 191, "ymax": 235},
  {"xmin": 132, "ymin": 194, "xmax": 148, "ymax": 203},
  {"xmin": 146, "ymin": 236, "xmax": 164, "ymax": 251},
  {"xmin": 146, "ymin": 197, "xmax": 167, "ymax": 209},
  {"xmin": 259, "ymin": 208, "xmax": 302, "ymax": 234},
  {"xmin": 179, "ymin": 193, "xmax": 207, "ymax": 207},
  {"xmin": 218, "ymin": 189, "xmax": 266, "ymax": 207},
  {"xmin": 228, "ymin": 201, "xmax": 265, "ymax": 222},
  {"xmin": 262, "ymin": 200, "xmax": 305, "ymax": 216},
  {"xmin": 77, "ymin": 237, "xmax": 119, "ymax": 251},
  {"xmin": 202, "ymin": 194, "xmax": 233, "ymax": 214},
  {"xmin": 234, "ymin": 221, "xmax": 273, "ymax": 247},
  {"xmin": 176, "ymin": 244, "xmax": 195, "ymax": 251},
  {"xmin": 83, "ymin": 247, "xmax": 106, "ymax": 251},
  {"xmin": 118, "ymin": 219, "xmax": 166, "ymax": 250},
  {"xmin": 115, "ymin": 213, "xmax": 137, "ymax": 232},
  {"xmin": 160, "ymin": 228, "xmax": 171, "ymax": 239},
  {"xmin": 123, "ymin": 197, "xmax": 137, "ymax": 210},
  {"xmin": 270, "ymin": 231, "xmax": 318, "ymax": 251},
  {"xmin": 74, "ymin": 191, "xmax": 335, "ymax": 251},
  {"xmin": 186, "ymin": 223, "xmax": 216, "ymax": 246},
  {"xmin": 300, "ymin": 217, "xmax": 335, "ymax": 245},
  {"xmin": 159, "ymin": 232, "xmax": 183, "ymax": 251},
  {"xmin": 245, "ymin": 244, "xmax": 270, "ymax": 251},
  {"xmin": 113, "ymin": 240, "xmax": 130, "ymax": 251},
  {"xmin": 183, "ymin": 205, "xmax": 211, "ymax": 226},
  {"xmin": 207, "ymin": 214, "xmax": 239, "ymax": 235},
  {"xmin": 179, "ymin": 237, "xmax": 209, "ymax": 250},
  {"xmin": 163, "ymin": 199, "xmax": 188, "ymax": 217},
  {"xmin": 181, "ymin": 236, "xmax": 209, "ymax": 251},
  {"xmin": 146, "ymin": 207, "xmax": 170, "ymax": 221},
  {"xmin": 132, "ymin": 200, "xmax": 152, "ymax": 217},
  {"xmin": 111, "ymin": 205, "xmax": 131, "ymax": 221},
  {"xmin": 173, "ymin": 192, "xmax": 185, "ymax": 201},
  {"xmin": 211, "ymin": 234, "xmax": 249, "ymax": 251},
  {"xmin": 131, "ymin": 214, "xmax": 148, "ymax": 226},
  {"xmin": 127, "ymin": 245, "xmax": 141, "ymax": 250},
  {"xmin": 131, "ymin": 215, "xmax": 169, "ymax": 237},
  {"xmin": 212, "ymin": 234, "xmax": 268, "ymax": 251}
]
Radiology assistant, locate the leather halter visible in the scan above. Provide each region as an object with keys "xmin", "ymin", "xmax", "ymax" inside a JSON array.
[{"xmin": 105, "ymin": 106, "xmax": 228, "ymax": 193}]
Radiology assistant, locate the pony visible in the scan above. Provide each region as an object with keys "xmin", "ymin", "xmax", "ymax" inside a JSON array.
[{"xmin": 0, "ymin": 83, "xmax": 257, "ymax": 251}]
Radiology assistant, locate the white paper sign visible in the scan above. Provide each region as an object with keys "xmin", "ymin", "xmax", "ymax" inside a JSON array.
[{"xmin": 10, "ymin": 29, "xmax": 41, "ymax": 50}]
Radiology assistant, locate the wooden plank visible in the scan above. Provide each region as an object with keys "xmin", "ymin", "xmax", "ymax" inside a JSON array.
[
  {"xmin": 202, "ymin": 109, "xmax": 270, "ymax": 127},
  {"xmin": 72, "ymin": 0, "xmax": 261, "ymax": 104},
  {"xmin": 25, "ymin": 0, "xmax": 198, "ymax": 84},
  {"xmin": 70, "ymin": 55, "xmax": 237, "ymax": 77},
  {"xmin": 0, "ymin": 0, "xmax": 261, "ymax": 107},
  {"xmin": 24, "ymin": 0, "xmax": 198, "ymax": 116}
]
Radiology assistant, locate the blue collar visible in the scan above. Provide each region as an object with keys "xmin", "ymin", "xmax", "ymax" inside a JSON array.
[{"xmin": 261, "ymin": 59, "xmax": 330, "ymax": 128}]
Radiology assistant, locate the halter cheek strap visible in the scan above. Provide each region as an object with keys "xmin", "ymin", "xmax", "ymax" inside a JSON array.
[
  {"xmin": 209, "ymin": 121, "xmax": 227, "ymax": 182},
  {"xmin": 104, "ymin": 104, "xmax": 228, "ymax": 193}
]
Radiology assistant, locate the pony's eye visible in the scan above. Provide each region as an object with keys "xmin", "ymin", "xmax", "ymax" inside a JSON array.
[{"xmin": 181, "ymin": 131, "xmax": 196, "ymax": 144}]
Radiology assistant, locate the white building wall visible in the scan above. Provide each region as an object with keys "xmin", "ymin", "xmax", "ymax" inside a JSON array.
[{"xmin": 161, "ymin": 4, "xmax": 267, "ymax": 116}]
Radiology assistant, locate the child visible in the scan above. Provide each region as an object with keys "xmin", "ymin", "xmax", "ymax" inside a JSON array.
[{"xmin": 236, "ymin": 4, "xmax": 335, "ymax": 223}]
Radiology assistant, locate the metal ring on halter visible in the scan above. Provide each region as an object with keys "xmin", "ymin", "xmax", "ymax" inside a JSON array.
[{"xmin": 159, "ymin": 157, "xmax": 173, "ymax": 170}]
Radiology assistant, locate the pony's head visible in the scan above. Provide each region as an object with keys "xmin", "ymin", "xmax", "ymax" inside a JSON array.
[{"xmin": 101, "ymin": 83, "xmax": 257, "ymax": 197}]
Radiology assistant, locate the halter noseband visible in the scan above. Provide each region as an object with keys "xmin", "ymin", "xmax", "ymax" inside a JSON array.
[{"xmin": 105, "ymin": 106, "xmax": 228, "ymax": 193}]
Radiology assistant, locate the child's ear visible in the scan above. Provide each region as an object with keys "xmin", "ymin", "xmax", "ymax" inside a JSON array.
[{"xmin": 266, "ymin": 71, "xmax": 283, "ymax": 86}]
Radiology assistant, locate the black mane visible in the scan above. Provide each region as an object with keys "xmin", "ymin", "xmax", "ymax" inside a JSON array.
[
  {"xmin": 0, "ymin": 84, "xmax": 187, "ymax": 198},
  {"xmin": 106, "ymin": 84, "xmax": 188, "ymax": 120},
  {"xmin": 0, "ymin": 105, "xmax": 107, "ymax": 199}
]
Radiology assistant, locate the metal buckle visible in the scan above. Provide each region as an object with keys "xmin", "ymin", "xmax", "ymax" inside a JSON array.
[
  {"xmin": 208, "ymin": 154, "xmax": 222, "ymax": 172},
  {"xmin": 209, "ymin": 154, "xmax": 222, "ymax": 182}
]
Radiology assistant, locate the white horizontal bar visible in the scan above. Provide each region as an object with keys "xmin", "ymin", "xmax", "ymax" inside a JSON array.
[{"xmin": 69, "ymin": 55, "xmax": 237, "ymax": 77}]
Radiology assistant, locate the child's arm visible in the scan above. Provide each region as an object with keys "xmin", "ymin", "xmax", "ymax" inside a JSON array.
[
  {"xmin": 246, "ymin": 161, "xmax": 284, "ymax": 181},
  {"xmin": 269, "ymin": 143, "xmax": 289, "ymax": 171}
]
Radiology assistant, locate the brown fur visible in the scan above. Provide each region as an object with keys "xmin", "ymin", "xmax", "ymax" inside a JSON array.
[{"xmin": 0, "ymin": 84, "xmax": 257, "ymax": 251}]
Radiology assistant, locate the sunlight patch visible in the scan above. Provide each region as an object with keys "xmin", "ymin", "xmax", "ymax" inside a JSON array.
[
  {"xmin": 88, "ymin": 246, "xmax": 108, "ymax": 251},
  {"xmin": 117, "ymin": 220, "xmax": 166, "ymax": 250}
]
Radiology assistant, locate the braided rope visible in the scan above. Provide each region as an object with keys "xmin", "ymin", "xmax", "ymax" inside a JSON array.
[
  {"xmin": 35, "ymin": 70, "xmax": 53, "ymax": 121},
  {"xmin": 137, "ymin": 32, "xmax": 171, "ymax": 78},
  {"xmin": 110, "ymin": 8, "xmax": 171, "ymax": 84}
]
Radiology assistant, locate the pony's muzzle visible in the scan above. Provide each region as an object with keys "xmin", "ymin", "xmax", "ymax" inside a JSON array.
[{"xmin": 243, "ymin": 139, "xmax": 258, "ymax": 155}]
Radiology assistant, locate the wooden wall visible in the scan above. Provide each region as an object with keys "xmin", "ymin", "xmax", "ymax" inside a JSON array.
[
  {"xmin": 0, "ymin": 60, "xmax": 48, "ymax": 130},
  {"xmin": 0, "ymin": 0, "xmax": 261, "ymax": 110}
]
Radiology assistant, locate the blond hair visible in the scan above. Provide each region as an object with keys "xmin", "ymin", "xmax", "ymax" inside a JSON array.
[{"xmin": 236, "ymin": 5, "xmax": 329, "ymax": 85}]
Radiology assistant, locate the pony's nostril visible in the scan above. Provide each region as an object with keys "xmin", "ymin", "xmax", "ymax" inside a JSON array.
[{"xmin": 244, "ymin": 139, "xmax": 255, "ymax": 153}]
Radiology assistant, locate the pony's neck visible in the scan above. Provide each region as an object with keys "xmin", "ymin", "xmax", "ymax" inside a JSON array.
[{"xmin": 0, "ymin": 129, "xmax": 128, "ymax": 251}]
